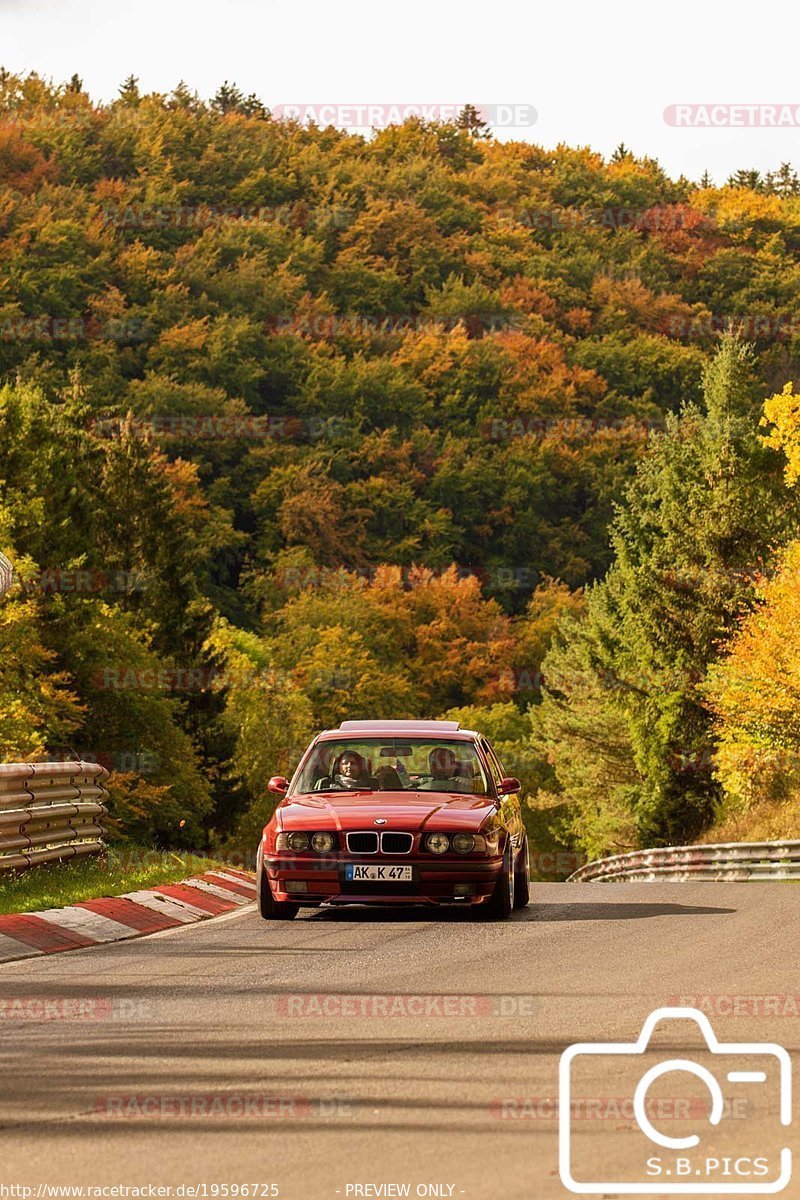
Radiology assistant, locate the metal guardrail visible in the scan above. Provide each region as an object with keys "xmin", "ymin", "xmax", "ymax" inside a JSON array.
[
  {"xmin": 567, "ymin": 840, "xmax": 800, "ymax": 883},
  {"xmin": 0, "ymin": 761, "xmax": 109, "ymax": 874}
]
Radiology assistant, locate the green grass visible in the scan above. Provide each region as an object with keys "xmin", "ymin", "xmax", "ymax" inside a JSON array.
[{"xmin": 0, "ymin": 847, "xmax": 234, "ymax": 915}]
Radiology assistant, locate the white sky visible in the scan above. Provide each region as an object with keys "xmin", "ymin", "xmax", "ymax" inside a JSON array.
[{"xmin": 1, "ymin": 0, "xmax": 799, "ymax": 183}]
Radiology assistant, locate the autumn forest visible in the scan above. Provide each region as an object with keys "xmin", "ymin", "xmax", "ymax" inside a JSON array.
[{"xmin": 2, "ymin": 70, "xmax": 800, "ymax": 870}]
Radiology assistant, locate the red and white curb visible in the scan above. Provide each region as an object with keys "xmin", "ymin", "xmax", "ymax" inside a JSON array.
[{"xmin": 0, "ymin": 869, "xmax": 256, "ymax": 964}]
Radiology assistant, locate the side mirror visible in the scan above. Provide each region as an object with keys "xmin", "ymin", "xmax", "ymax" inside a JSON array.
[
  {"xmin": 268, "ymin": 775, "xmax": 289, "ymax": 796},
  {"xmin": 497, "ymin": 777, "xmax": 521, "ymax": 797}
]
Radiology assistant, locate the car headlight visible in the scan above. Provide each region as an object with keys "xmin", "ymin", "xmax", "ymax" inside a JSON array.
[
  {"xmin": 426, "ymin": 833, "xmax": 450, "ymax": 855},
  {"xmin": 311, "ymin": 831, "xmax": 335, "ymax": 854},
  {"xmin": 452, "ymin": 833, "xmax": 476, "ymax": 855},
  {"xmin": 284, "ymin": 831, "xmax": 309, "ymax": 852}
]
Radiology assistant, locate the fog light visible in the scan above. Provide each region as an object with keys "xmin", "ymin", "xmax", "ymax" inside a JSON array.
[
  {"xmin": 285, "ymin": 880, "xmax": 308, "ymax": 894},
  {"xmin": 454, "ymin": 883, "xmax": 474, "ymax": 897}
]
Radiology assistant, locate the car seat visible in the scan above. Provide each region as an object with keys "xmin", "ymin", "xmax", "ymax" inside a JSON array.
[{"xmin": 375, "ymin": 765, "xmax": 404, "ymax": 790}]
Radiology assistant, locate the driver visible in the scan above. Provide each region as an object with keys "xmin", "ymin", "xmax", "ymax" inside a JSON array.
[
  {"xmin": 418, "ymin": 747, "xmax": 471, "ymax": 792},
  {"xmin": 332, "ymin": 750, "xmax": 371, "ymax": 790}
]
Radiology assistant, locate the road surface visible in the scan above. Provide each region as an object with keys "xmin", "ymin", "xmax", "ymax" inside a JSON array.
[{"xmin": 0, "ymin": 884, "xmax": 797, "ymax": 1199}]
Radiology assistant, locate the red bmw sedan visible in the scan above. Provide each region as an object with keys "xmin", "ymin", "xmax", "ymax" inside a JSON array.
[{"xmin": 256, "ymin": 719, "xmax": 529, "ymax": 920}]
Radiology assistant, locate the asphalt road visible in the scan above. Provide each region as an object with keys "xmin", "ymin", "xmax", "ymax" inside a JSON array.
[{"xmin": 0, "ymin": 884, "xmax": 797, "ymax": 1200}]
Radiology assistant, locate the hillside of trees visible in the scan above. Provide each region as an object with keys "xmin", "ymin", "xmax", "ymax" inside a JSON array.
[{"xmin": 2, "ymin": 69, "xmax": 800, "ymax": 865}]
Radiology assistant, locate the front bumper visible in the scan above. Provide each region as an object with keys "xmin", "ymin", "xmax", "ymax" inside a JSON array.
[{"xmin": 262, "ymin": 852, "xmax": 503, "ymax": 906}]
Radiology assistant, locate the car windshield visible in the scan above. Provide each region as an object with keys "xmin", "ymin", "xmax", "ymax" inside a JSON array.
[{"xmin": 291, "ymin": 739, "xmax": 490, "ymax": 796}]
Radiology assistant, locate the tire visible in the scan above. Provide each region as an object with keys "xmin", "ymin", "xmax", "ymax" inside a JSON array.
[
  {"xmin": 482, "ymin": 843, "xmax": 514, "ymax": 920},
  {"xmin": 257, "ymin": 848, "xmax": 298, "ymax": 921},
  {"xmin": 513, "ymin": 836, "xmax": 530, "ymax": 909}
]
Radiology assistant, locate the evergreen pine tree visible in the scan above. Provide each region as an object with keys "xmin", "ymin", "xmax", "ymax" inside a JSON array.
[
  {"xmin": 727, "ymin": 168, "xmax": 763, "ymax": 191},
  {"xmin": 455, "ymin": 104, "xmax": 492, "ymax": 138},
  {"xmin": 539, "ymin": 334, "xmax": 800, "ymax": 848},
  {"xmin": 118, "ymin": 74, "xmax": 140, "ymax": 105}
]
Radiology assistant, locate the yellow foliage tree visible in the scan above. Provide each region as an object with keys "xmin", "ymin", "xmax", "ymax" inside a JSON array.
[
  {"xmin": 704, "ymin": 543, "xmax": 800, "ymax": 824},
  {"xmin": 762, "ymin": 381, "xmax": 800, "ymax": 486},
  {"xmin": 701, "ymin": 385, "xmax": 800, "ymax": 835}
]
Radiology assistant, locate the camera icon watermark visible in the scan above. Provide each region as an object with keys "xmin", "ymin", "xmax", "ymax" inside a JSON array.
[{"xmin": 559, "ymin": 1007, "xmax": 792, "ymax": 1194}]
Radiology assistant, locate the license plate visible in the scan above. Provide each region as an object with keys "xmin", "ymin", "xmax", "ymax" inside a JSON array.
[{"xmin": 345, "ymin": 863, "xmax": 413, "ymax": 882}]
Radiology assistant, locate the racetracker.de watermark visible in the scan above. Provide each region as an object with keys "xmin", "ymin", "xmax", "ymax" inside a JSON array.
[
  {"xmin": 272, "ymin": 103, "xmax": 537, "ymax": 129},
  {"xmin": 95, "ymin": 1094, "xmax": 352, "ymax": 1119},
  {"xmin": 15, "ymin": 568, "xmax": 149, "ymax": 595},
  {"xmin": 90, "ymin": 665, "xmax": 353, "ymax": 693},
  {"xmin": 268, "ymin": 563, "xmax": 543, "ymax": 594},
  {"xmin": 0, "ymin": 316, "xmax": 148, "ymax": 342},
  {"xmin": 273, "ymin": 993, "xmax": 539, "ymax": 1018},
  {"xmin": 101, "ymin": 202, "xmax": 354, "ymax": 230},
  {"xmin": 268, "ymin": 313, "xmax": 518, "ymax": 337},
  {"xmin": 665, "ymin": 103, "xmax": 800, "ymax": 127},
  {"xmin": 108, "ymin": 847, "xmax": 257, "ymax": 872},
  {"xmin": 668, "ymin": 994, "xmax": 800, "ymax": 1018},
  {"xmin": 0, "ymin": 997, "xmax": 154, "ymax": 1022},
  {"xmin": 660, "ymin": 313, "xmax": 800, "ymax": 342},
  {"xmin": 86, "ymin": 414, "xmax": 345, "ymax": 442},
  {"xmin": 481, "ymin": 416, "xmax": 662, "ymax": 442},
  {"xmin": 496, "ymin": 205, "xmax": 701, "ymax": 232},
  {"xmin": 492, "ymin": 1095, "xmax": 753, "ymax": 1120}
]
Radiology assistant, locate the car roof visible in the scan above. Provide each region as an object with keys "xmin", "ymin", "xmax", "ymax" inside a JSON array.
[{"xmin": 316, "ymin": 720, "xmax": 479, "ymax": 742}]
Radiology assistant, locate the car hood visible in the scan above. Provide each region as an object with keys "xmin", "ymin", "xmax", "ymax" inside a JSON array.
[{"xmin": 277, "ymin": 790, "xmax": 496, "ymax": 832}]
